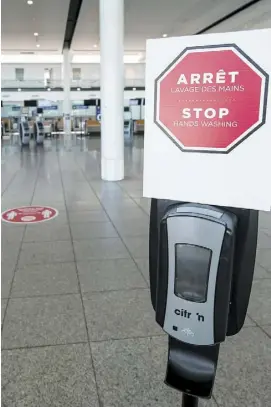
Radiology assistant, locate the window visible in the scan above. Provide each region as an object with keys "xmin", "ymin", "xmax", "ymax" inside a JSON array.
[
  {"xmin": 15, "ymin": 68, "xmax": 24, "ymax": 81},
  {"xmin": 44, "ymin": 68, "xmax": 53, "ymax": 86},
  {"xmin": 72, "ymin": 68, "xmax": 81, "ymax": 81}
]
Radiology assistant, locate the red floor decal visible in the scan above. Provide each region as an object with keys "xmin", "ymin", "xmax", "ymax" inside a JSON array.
[{"xmin": 1, "ymin": 206, "xmax": 58, "ymax": 224}]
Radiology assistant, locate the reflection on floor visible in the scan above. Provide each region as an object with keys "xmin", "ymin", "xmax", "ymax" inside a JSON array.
[{"xmin": 1, "ymin": 135, "xmax": 271, "ymax": 407}]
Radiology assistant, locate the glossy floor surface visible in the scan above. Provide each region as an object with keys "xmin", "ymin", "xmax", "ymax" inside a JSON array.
[{"xmin": 1, "ymin": 135, "xmax": 271, "ymax": 407}]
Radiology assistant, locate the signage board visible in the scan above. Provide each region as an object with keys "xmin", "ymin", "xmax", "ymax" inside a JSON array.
[
  {"xmin": 72, "ymin": 105, "xmax": 88, "ymax": 110},
  {"xmin": 43, "ymin": 105, "xmax": 58, "ymax": 110},
  {"xmin": 143, "ymin": 29, "xmax": 271, "ymax": 211}
]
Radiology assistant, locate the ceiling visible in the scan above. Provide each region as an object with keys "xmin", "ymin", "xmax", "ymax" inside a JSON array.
[
  {"xmin": 1, "ymin": 0, "xmax": 271, "ymax": 56},
  {"xmin": 1, "ymin": 0, "xmax": 70, "ymax": 54},
  {"xmin": 72, "ymin": 0, "xmax": 263, "ymax": 53}
]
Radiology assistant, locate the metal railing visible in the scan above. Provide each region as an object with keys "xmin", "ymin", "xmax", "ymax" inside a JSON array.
[
  {"xmin": 1, "ymin": 78, "xmax": 145, "ymax": 89},
  {"xmin": 1, "ymin": 79, "xmax": 62, "ymax": 89}
]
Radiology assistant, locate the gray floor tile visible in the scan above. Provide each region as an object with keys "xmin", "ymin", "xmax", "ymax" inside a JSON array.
[
  {"xmin": 48, "ymin": 210, "xmax": 68, "ymax": 224},
  {"xmin": 214, "ymin": 327, "xmax": 271, "ymax": 406},
  {"xmin": 1, "ymin": 200, "xmax": 32, "ymax": 211},
  {"xmin": 71, "ymin": 221, "xmax": 117, "ymax": 240},
  {"xmin": 123, "ymin": 236, "xmax": 149, "ymax": 258},
  {"xmin": 24, "ymin": 223, "xmax": 71, "ymax": 242},
  {"xmin": 84, "ymin": 289, "xmax": 162, "ymax": 341},
  {"xmin": 2, "ymin": 344, "xmax": 99, "ymax": 407},
  {"xmin": 18, "ymin": 240, "xmax": 74, "ymax": 266},
  {"xmin": 11, "ymin": 263, "xmax": 79, "ymax": 297},
  {"xmin": 67, "ymin": 200, "xmax": 102, "ymax": 212},
  {"xmin": 108, "ymin": 208, "xmax": 149, "ymax": 222},
  {"xmin": 257, "ymin": 231, "xmax": 271, "ymax": 249},
  {"xmin": 31, "ymin": 199, "xmax": 66, "ymax": 211},
  {"xmin": 33, "ymin": 189, "xmax": 64, "ymax": 197},
  {"xmin": 253, "ymin": 262, "xmax": 271, "ymax": 279},
  {"xmin": 256, "ymin": 248, "xmax": 271, "ymax": 271},
  {"xmin": 259, "ymin": 210, "xmax": 271, "ymax": 231},
  {"xmin": 126, "ymin": 189, "xmax": 143, "ymax": 199},
  {"xmin": 262, "ymin": 325, "xmax": 271, "ymax": 336},
  {"xmin": 2, "ymin": 299, "xmax": 8, "ymax": 323},
  {"xmin": 133, "ymin": 197, "xmax": 151, "ymax": 214},
  {"xmin": 77, "ymin": 259, "xmax": 147, "ymax": 293},
  {"xmin": 244, "ymin": 315, "xmax": 256, "ymax": 327},
  {"xmin": 98, "ymin": 190, "xmax": 129, "ymax": 202},
  {"xmin": 91, "ymin": 336, "xmax": 216, "ymax": 407},
  {"xmin": 118, "ymin": 179, "xmax": 143, "ymax": 190},
  {"xmin": 134, "ymin": 258, "xmax": 150, "ymax": 284},
  {"xmin": 33, "ymin": 193, "xmax": 64, "ymax": 202},
  {"xmin": 2, "ymin": 295, "xmax": 88, "ymax": 348},
  {"xmin": 2, "ymin": 263, "xmax": 16, "ymax": 298},
  {"xmin": 114, "ymin": 218, "xmax": 149, "ymax": 237},
  {"xmin": 2, "ymin": 241, "xmax": 21, "ymax": 266},
  {"xmin": 65, "ymin": 191, "xmax": 98, "ymax": 203},
  {"xmin": 68, "ymin": 209, "xmax": 109, "ymax": 223},
  {"xmin": 91, "ymin": 180, "xmax": 123, "ymax": 193},
  {"xmin": 1, "ymin": 223, "xmax": 25, "ymax": 242},
  {"xmin": 74, "ymin": 237, "xmax": 130, "ymax": 261},
  {"xmin": 247, "ymin": 279, "xmax": 271, "ymax": 324}
]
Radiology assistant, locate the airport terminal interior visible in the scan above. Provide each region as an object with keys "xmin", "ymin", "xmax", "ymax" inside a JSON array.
[{"xmin": 1, "ymin": 0, "xmax": 271, "ymax": 406}]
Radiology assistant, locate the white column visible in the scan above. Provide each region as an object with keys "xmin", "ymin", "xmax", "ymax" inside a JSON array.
[
  {"xmin": 100, "ymin": 0, "xmax": 124, "ymax": 181},
  {"xmin": 62, "ymin": 48, "xmax": 72, "ymax": 134}
]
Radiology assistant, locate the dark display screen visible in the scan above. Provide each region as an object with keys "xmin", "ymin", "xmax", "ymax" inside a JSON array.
[
  {"xmin": 24, "ymin": 100, "xmax": 37, "ymax": 107},
  {"xmin": 174, "ymin": 244, "xmax": 212, "ymax": 303},
  {"xmin": 84, "ymin": 99, "xmax": 96, "ymax": 106}
]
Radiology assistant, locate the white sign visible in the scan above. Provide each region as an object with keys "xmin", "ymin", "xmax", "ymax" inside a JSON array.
[{"xmin": 143, "ymin": 29, "xmax": 271, "ymax": 211}]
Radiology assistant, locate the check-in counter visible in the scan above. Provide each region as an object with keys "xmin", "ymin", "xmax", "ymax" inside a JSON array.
[
  {"xmin": 43, "ymin": 121, "xmax": 52, "ymax": 135},
  {"xmin": 134, "ymin": 119, "xmax": 144, "ymax": 134},
  {"xmin": 86, "ymin": 119, "xmax": 101, "ymax": 135}
]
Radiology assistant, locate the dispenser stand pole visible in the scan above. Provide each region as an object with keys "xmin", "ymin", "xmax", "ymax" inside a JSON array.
[{"xmin": 182, "ymin": 394, "xmax": 199, "ymax": 407}]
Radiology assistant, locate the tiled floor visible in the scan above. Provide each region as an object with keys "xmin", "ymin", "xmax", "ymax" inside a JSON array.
[{"xmin": 1, "ymin": 135, "xmax": 271, "ymax": 407}]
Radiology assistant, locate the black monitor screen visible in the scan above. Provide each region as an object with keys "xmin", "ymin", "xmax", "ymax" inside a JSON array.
[
  {"xmin": 24, "ymin": 100, "xmax": 37, "ymax": 107},
  {"xmin": 84, "ymin": 99, "xmax": 96, "ymax": 106},
  {"xmin": 37, "ymin": 122, "xmax": 43, "ymax": 129},
  {"xmin": 124, "ymin": 106, "xmax": 130, "ymax": 112},
  {"xmin": 37, "ymin": 107, "xmax": 43, "ymax": 114},
  {"xmin": 174, "ymin": 244, "xmax": 212, "ymax": 303},
  {"xmin": 23, "ymin": 123, "xmax": 29, "ymax": 130}
]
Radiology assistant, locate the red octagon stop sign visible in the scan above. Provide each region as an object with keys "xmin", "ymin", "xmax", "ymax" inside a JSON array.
[{"xmin": 154, "ymin": 44, "xmax": 269, "ymax": 153}]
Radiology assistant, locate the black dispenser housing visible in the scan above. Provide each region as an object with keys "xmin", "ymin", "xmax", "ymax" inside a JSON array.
[{"xmin": 149, "ymin": 198, "xmax": 258, "ymax": 398}]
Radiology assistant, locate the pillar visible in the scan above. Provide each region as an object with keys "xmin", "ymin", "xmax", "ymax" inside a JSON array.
[
  {"xmin": 100, "ymin": 0, "xmax": 124, "ymax": 181},
  {"xmin": 62, "ymin": 48, "xmax": 72, "ymax": 134}
]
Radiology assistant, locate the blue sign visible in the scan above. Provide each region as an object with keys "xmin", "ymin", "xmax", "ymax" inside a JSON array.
[
  {"xmin": 43, "ymin": 105, "xmax": 58, "ymax": 110},
  {"xmin": 12, "ymin": 106, "xmax": 21, "ymax": 111},
  {"xmin": 72, "ymin": 105, "xmax": 88, "ymax": 110},
  {"xmin": 96, "ymin": 106, "xmax": 101, "ymax": 122}
]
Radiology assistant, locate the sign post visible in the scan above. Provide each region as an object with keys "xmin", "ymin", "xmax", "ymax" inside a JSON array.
[
  {"xmin": 145, "ymin": 28, "xmax": 271, "ymax": 407},
  {"xmin": 144, "ymin": 29, "xmax": 271, "ymax": 211}
]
